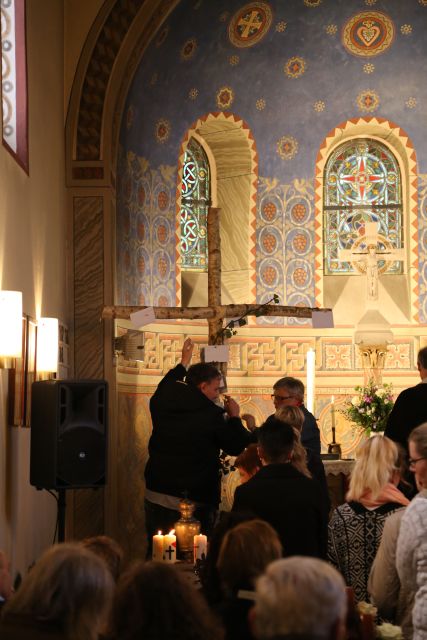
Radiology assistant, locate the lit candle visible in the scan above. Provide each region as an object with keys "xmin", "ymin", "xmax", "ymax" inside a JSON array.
[
  {"xmin": 193, "ymin": 533, "xmax": 208, "ymax": 562},
  {"xmin": 152, "ymin": 531, "xmax": 164, "ymax": 561},
  {"xmin": 306, "ymin": 348, "xmax": 315, "ymax": 414},
  {"xmin": 163, "ymin": 529, "xmax": 177, "ymax": 563},
  {"xmin": 331, "ymin": 395, "xmax": 336, "ymax": 443}
]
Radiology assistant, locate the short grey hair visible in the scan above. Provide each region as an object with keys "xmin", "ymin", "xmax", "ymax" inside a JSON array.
[
  {"xmin": 253, "ymin": 557, "xmax": 347, "ymax": 639},
  {"xmin": 273, "ymin": 377, "xmax": 304, "ymax": 401}
]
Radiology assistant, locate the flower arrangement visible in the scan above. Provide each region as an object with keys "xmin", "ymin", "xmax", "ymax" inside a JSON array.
[{"xmin": 342, "ymin": 379, "xmax": 394, "ymax": 436}]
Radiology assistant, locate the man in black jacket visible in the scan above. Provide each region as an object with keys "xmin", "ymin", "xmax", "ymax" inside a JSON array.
[
  {"xmin": 385, "ymin": 346, "xmax": 427, "ymax": 450},
  {"xmin": 232, "ymin": 418, "xmax": 325, "ymax": 558},
  {"xmin": 145, "ymin": 337, "xmax": 253, "ymax": 550}
]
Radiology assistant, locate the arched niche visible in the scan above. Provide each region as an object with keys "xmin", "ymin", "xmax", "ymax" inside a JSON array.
[
  {"xmin": 176, "ymin": 112, "xmax": 258, "ymax": 307},
  {"xmin": 314, "ymin": 117, "xmax": 418, "ymax": 324}
]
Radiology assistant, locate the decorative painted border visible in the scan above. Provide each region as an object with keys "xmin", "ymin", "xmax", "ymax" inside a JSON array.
[
  {"xmin": 175, "ymin": 112, "xmax": 258, "ymax": 306},
  {"xmin": 314, "ymin": 117, "xmax": 419, "ymax": 321}
]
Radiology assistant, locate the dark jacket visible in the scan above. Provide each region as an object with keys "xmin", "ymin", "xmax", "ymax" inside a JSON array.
[
  {"xmin": 0, "ymin": 614, "xmax": 67, "ymax": 640},
  {"xmin": 145, "ymin": 364, "xmax": 252, "ymax": 506},
  {"xmin": 232, "ymin": 463, "xmax": 325, "ymax": 558},
  {"xmin": 300, "ymin": 406, "xmax": 321, "ymax": 454},
  {"xmin": 384, "ymin": 382, "xmax": 427, "ymax": 449}
]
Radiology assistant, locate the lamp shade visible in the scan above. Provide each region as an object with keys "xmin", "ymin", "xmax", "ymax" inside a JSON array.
[
  {"xmin": 0, "ymin": 291, "xmax": 23, "ymax": 358},
  {"xmin": 37, "ymin": 317, "xmax": 58, "ymax": 372}
]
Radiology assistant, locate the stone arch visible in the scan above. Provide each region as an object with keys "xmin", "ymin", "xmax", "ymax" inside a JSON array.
[
  {"xmin": 314, "ymin": 117, "xmax": 418, "ymax": 322},
  {"xmin": 175, "ymin": 112, "xmax": 258, "ymax": 306}
]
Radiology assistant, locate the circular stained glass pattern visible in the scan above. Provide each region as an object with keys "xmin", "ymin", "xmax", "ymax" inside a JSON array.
[
  {"xmin": 277, "ymin": 135, "xmax": 298, "ymax": 160},
  {"xmin": 342, "ymin": 11, "xmax": 395, "ymax": 58},
  {"xmin": 228, "ymin": 2, "xmax": 273, "ymax": 48},
  {"xmin": 182, "ymin": 159, "xmax": 198, "ymax": 196}
]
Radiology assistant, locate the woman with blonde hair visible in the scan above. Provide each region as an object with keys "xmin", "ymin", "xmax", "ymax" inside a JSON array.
[
  {"xmin": 0, "ymin": 543, "xmax": 114, "ymax": 640},
  {"xmin": 328, "ymin": 435, "xmax": 409, "ymax": 603}
]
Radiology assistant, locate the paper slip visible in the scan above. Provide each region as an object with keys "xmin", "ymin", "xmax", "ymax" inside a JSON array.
[{"xmin": 130, "ymin": 307, "xmax": 157, "ymax": 328}]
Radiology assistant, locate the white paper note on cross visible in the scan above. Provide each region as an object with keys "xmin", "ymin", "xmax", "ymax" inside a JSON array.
[{"xmin": 339, "ymin": 223, "xmax": 405, "ymax": 301}]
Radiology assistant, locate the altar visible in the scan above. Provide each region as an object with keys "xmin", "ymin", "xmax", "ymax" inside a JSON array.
[{"xmin": 220, "ymin": 458, "xmax": 355, "ymax": 515}]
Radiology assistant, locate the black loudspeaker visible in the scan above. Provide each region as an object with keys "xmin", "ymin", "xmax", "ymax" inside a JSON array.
[{"xmin": 30, "ymin": 380, "xmax": 108, "ymax": 490}]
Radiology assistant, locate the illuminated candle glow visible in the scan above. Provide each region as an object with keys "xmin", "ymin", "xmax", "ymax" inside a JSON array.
[
  {"xmin": 163, "ymin": 529, "xmax": 177, "ymax": 563},
  {"xmin": 152, "ymin": 531, "xmax": 164, "ymax": 561},
  {"xmin": 194, "ymin": 533, "xmax": 208, "ymax": 562}
]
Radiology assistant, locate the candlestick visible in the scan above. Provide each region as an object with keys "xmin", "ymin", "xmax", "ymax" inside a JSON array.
[
  {"xmin": 193, "ymin": 533, "xmax": 208, "ymax": 563},
  {"xmin": 306, "ymin": 349, "xmax": 315, "ymax": 414},
  {"xmin": 152, "ymin": 531, "xmax": 164, "ymax": 561},
  {"xmin": 164, "ymin": 529, "xmax": 177, "ymax": 563},
  {"xmin": 331, "ymin": 396, "xmax": 336, "ymax": 443}
]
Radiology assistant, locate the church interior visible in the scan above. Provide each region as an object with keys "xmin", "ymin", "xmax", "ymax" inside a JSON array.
[{"xmin": 1, "ymin": 0, "xmax": 427, "ymax": 577}]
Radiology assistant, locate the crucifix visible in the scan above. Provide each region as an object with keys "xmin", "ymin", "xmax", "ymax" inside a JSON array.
[
  {"xmin": 103, "ymin": 208, "xmax": 332, "ymax": 369},
  {"xmin": 338, "ymin": 222, "xmax": 405, "ymax": 302}
]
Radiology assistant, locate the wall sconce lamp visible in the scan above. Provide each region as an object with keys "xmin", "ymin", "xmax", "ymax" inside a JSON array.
[
  {"xmin": 37, "ymin": 317, "xmax": 59, "ymax": 373},
  {"xmin": 0, "ymin": 290, "xmax": 23, "ymax": 367}
]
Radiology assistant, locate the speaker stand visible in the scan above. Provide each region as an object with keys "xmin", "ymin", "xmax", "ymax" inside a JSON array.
[{"xmin": 57, "ymin": 489, "xmax": 66, "ymax": 542}]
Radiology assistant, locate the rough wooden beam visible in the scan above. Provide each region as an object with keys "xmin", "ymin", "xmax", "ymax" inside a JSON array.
[{"xmin": 102, "ymin": 304, "xmax": 331, "ymax": 321}]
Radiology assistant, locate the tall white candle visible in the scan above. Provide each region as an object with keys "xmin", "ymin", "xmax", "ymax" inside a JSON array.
[
  {"xmin": 152, "ymin": 531, "xmax": 164, "ymax": 561},
  {"xmin": 194, "ymin": 533, "xmax": 208, "ymax": 562},
  {"xmin": 306, "ymin": 348, "xmax": 315, "ymax": 414},
  {"xmin": 163, "ymin": 529, "xmax": 177, "ymax": 563},
  {"xmin": 331, "ymin": 395, "xmax": 336, "ymax": 430}
]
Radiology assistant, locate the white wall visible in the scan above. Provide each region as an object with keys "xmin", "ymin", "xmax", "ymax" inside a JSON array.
[{"xmin": 0, "ymin": 0, "xmax": 68, "ymax": 580}]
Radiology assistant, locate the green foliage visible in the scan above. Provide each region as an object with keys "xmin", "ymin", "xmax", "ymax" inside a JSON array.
[
  {"xmin": 219, "ymin": 294, "xmax": 280, "ymax": 341},
  {"xmin": 341, "ymin": 379, "xmax": 394, "ymax": 436}
]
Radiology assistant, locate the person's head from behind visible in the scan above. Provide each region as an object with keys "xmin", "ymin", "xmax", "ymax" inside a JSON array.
[
  {"xmin": 275, "ymin": 405, "xmax": 304, "ymax": 433},
  {"xmin": 217, "ymin": 519, "xmax": 282, "ymax": 594},
  {"xmin": 272, "ymin": 377, "xmax": 304, "ymax": 411},
  {"xmin": 186, "ymin": 363, "xmax": 222, "ymax": 401},
  {"xmin": 417, "ymin": 347, "xmax": 427, "ymax": 378},
  {"xmin": 257, "ymin": 418, "xmax": 295, "ymax": 465},
  {"xmin": 346, "ymin": 435, "xmax": 400, "ymax": 502},
  {"xmin": 110, "ymin": 561, "xmax": 223, "ymax": 640},
  {"xmin": 408, "ymin": 422, "xmax": 427, "ymax": 490},
  {"xmin": 0, "ymin": 550, "xmax": 12, "ymax": 601},
  {"xmin": 3, "ymin": 543, "xmax": 114, "ymax": 640},
  {"xmin": 252, "ymin": 557, "xmax": 347, "ymax": 640},
  {"xmin": 235, "ymin": 444, "xmax": 262, "ymax": 483},
  {"xmin": 81, "ymin": 535, "xmax": 124, "ymax": 582}
]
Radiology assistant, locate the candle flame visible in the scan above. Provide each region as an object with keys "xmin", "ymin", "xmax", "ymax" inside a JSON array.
[
  {"xmin": 157, "ymin": 531, "xmax": 162, "ymax": 535},
  {"xmin": 331, "ymin": 395, "xmax": 335, "ymax": 404},
  {"xmin": 169, "ymin": 529, "xmax": 175, "ymax": 535}
]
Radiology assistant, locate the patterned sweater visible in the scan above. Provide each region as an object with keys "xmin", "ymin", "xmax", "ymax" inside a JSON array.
[
  {"xmin": 396, "ymin": 490, "xmax": 427, "ymax": 640},
  {"xmin": 328, "ymin": 501, "xmax": 403, "ymax": 603}
]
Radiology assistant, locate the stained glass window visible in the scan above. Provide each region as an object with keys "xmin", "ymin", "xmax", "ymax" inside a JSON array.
[
  {"xmin": 180, "ymin": 138, "xmax": 210, "ymax": 271},
  {"xmin": 1, "ymin": 0, "xmax": 28, "ymax": 173},
  {"xmin": 323, "ymin": 139, "xmax": 403, "ymax": 275}
]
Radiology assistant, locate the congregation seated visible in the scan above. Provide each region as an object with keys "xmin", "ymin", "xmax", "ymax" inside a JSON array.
[
  {"xmin": 106, "ymin": 560, "xmax": 224, "ymax": 640},
  {"xmin": 81, "ymin": 535, "xmax": 124, "ymax": 582},
  {"xmin": 328, "ymin": 435, "xmax": 409, "ymax": 603},
  {"xmin": 0, "ymin": 543, "xmax": 114, "ymax": 640},
  {"xmin": 215, "ymin": 519, "xmax": 282, "ymax": 640},
  {"xmin": 232, "ymin": 418, "xmax": 326, "ymax": 558},
  {"xmin": 251, "ymin": 556, "xmax": 347, "ymax": 640}
]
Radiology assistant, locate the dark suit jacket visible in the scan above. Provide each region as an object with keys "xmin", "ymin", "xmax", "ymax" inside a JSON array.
[
  {"xmin": 232, "ymin": 463, "xmax": 325, "ymax": 558},
  {"xmin": 384, "ymin": 382, "xmax": 427, "ymax": 449},
  {"xmin": 145, "ymin": 364, "xmax": 252, "ymax": 506}
]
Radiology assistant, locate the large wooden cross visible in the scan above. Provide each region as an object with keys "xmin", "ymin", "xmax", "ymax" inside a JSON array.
[{"xmin": 103, "ymin": 208, "xmax": 331, "ymax": 354}]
